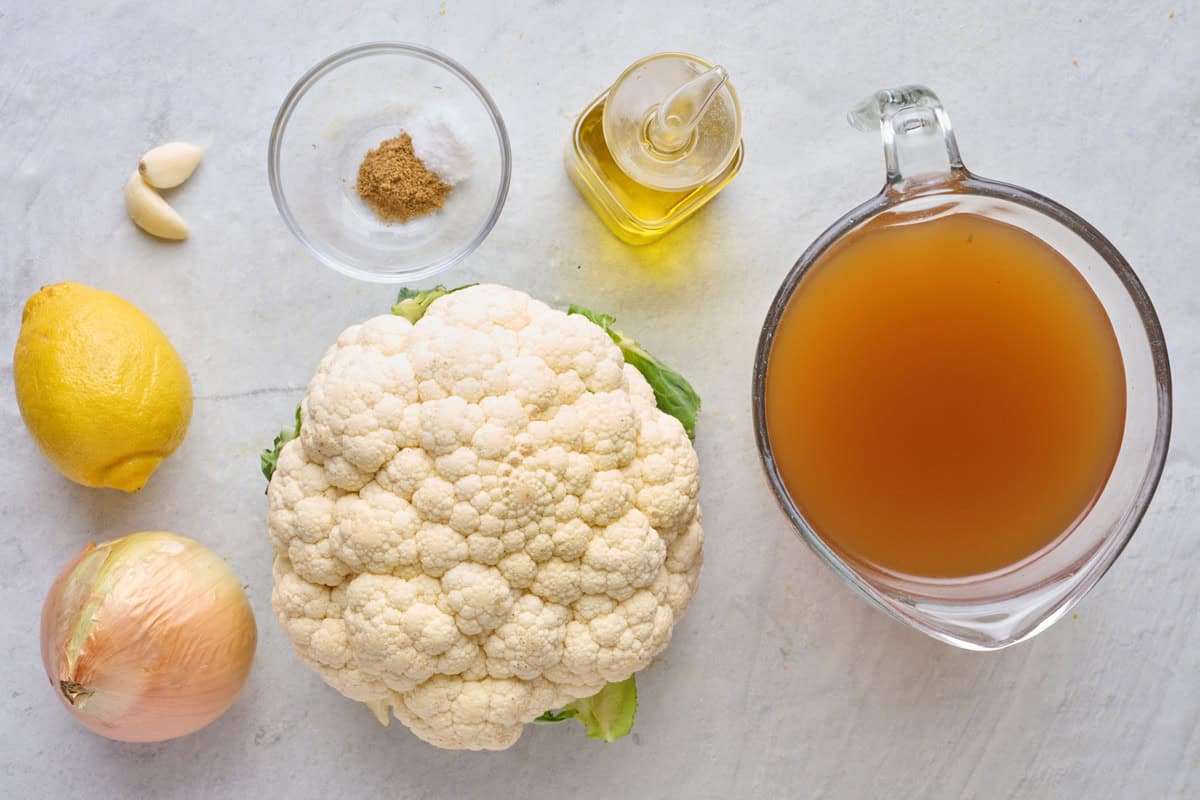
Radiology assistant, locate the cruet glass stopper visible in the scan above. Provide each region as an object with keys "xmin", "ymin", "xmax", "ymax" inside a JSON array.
[{"xmin": 602, "ymin": 53, "xmax": 742, "ymax": 191}]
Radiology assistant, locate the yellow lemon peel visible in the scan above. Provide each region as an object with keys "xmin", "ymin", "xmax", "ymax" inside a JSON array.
[{"xmin": 14, "ymin": 282, "xmax": 192, "ymax": 492}]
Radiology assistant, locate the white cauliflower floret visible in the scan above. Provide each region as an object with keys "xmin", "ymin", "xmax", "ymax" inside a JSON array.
[{"xmin": 269, "ymin": 285, "xmax": 703, "ymax": 751}]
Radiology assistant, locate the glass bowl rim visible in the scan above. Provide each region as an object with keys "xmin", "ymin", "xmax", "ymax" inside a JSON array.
[
  {"xmin": 267, "ymin": 41, "xmax": 513, "ymax": 283},
  {"xmin": 751, "ymin": 171, "xmax": 1173, "ymax": 649}
]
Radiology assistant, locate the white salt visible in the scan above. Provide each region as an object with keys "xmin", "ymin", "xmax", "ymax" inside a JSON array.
[{"xmin": 407, "ymin": 114, "xmax": 474, "ymax": 186}]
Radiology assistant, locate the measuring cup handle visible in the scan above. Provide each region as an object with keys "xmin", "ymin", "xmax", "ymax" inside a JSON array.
[{"xmin": 848, "ymin": 85, "xmax": 965, "ymax": 188}]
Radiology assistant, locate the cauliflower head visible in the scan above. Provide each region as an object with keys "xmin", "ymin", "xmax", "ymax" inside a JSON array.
[{"xmin": 268, "ymin": 285, "xmax": 703, "ymax": 750}]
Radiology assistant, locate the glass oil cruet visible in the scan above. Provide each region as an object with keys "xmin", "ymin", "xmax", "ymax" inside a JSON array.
[
  {"xmin": 753, "ymin": 86, "xmax": 1172, "ymax": 650},
  {"xmin": 566, "ymin": 52, "xmax": 743, "ymax": 245}
]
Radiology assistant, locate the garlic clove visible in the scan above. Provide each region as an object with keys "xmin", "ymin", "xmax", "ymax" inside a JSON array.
[
  {"xmin": 138, "ymin": 141, "xmax": 204, "ymax": 189},
  {"xmin": 124, "ymin": 171, "xmax": 188, "ymax": 240}
]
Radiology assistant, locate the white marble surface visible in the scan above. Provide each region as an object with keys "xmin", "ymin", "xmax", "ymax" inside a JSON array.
[{"xmin": 2, "ymin": 2, "xmax": 1197, "ymax": 798}]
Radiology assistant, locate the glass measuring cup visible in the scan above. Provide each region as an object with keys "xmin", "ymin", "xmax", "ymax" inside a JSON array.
[{"xmin": 753, "ymin": 86, "xmax": 1171, "ymax": 650}]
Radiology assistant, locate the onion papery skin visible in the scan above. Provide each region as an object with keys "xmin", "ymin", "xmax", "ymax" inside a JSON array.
[{"xmin": 40, "ymin": 531, "xmax": 257, "ymax": 742}]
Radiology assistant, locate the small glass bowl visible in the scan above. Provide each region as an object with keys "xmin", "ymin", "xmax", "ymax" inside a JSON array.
[{"xmin": 268, "ymin": 43, "xmax": 511, "ymax": 283}]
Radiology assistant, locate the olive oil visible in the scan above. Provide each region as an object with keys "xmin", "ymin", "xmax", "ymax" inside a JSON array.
[
  {"xmin": 764, "ymin": 211, "xmax": 1126, "ymax": 580},
  {"xmin": 565, "ymin": 53, "xmax": 744, "ymax": 245}
]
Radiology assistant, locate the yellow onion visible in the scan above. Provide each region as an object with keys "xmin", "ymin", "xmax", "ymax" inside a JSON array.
[{"xmin": 40, "ymin": 531, "xmax": 256, "ymax": 742}]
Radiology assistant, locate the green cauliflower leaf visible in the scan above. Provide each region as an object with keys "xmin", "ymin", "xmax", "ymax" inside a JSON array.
[
  {"xmin": 260, "ymin": 405, "xmax": 301, "ymax": 484},
  {"xmin": 534, "ymin": 675, "xmax": 638, "ymax": 743},
  {"xmin": 569, "ymin": 304, "xmax": 700, "ymax": 439},
  {"xmin": 391, "ymin": 284, "xmax": 476, "ymax": 323}
]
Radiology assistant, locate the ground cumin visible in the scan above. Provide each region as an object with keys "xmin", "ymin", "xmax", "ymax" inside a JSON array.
[{"xmin": 356, "ymin": 132, "xmax": 452, "ymax": 222}]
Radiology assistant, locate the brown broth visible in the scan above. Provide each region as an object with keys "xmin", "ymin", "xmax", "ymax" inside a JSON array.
[{"xmin": 765, "ymin": 210, "xmax": 1126, "ymax": 579}]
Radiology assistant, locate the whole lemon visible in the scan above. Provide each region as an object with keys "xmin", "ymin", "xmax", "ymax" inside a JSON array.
[{"xmin": 14, "ymin": 282, "xmax": 193, "ymax": 492}]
